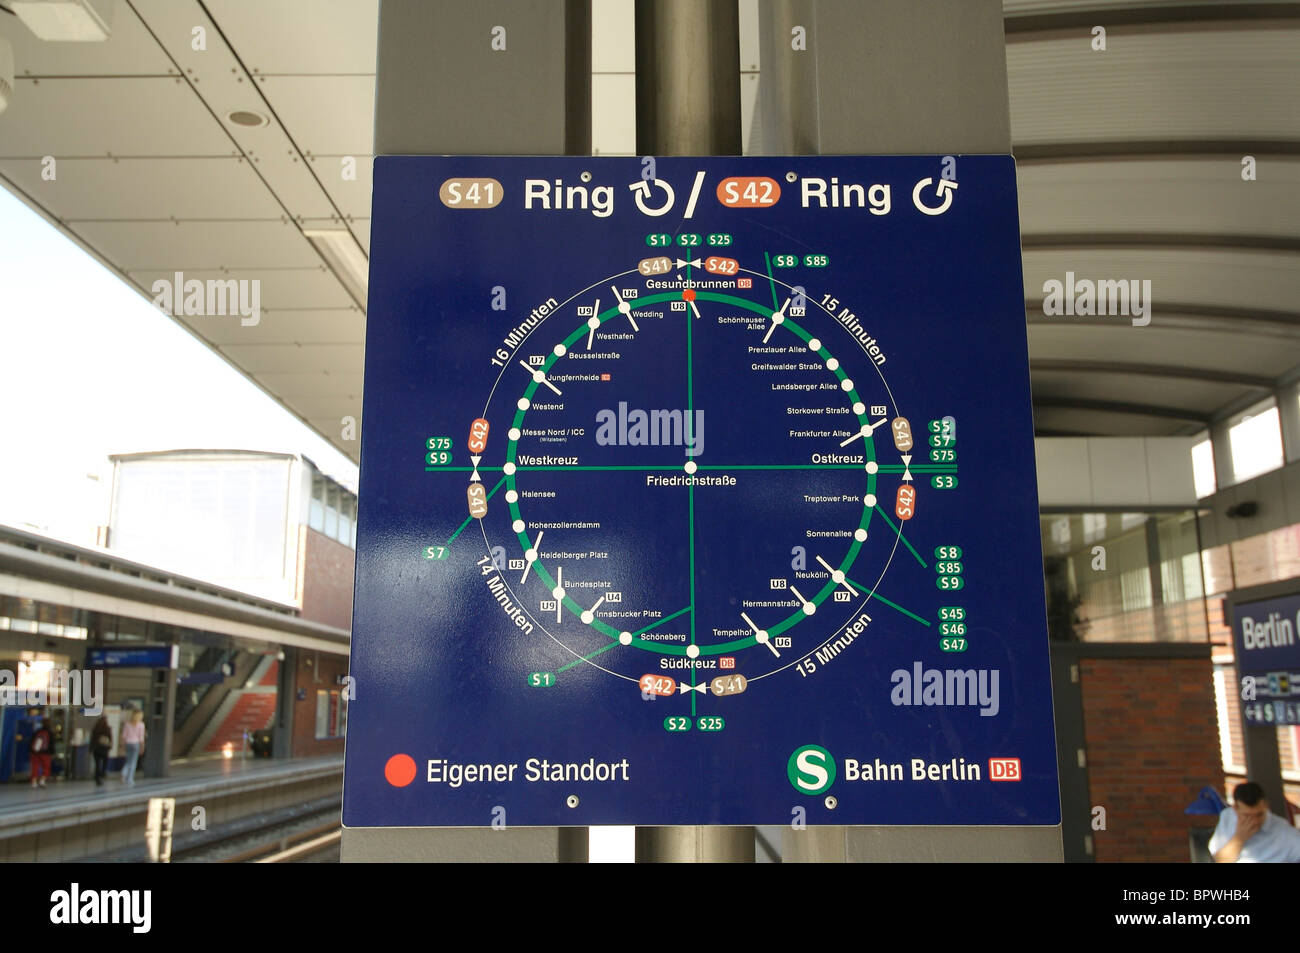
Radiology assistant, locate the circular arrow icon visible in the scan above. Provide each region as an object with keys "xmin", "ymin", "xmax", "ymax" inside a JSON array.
[
  {"xmin": 628, "ymin": 177, "xmax": 675, "ymax": 216},
  {"xmin": 912, "ymin": 177, "xmax": 958, "ymax": 216}
]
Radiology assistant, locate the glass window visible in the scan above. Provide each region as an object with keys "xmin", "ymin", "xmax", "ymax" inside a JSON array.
[
  {"xmin": 1040, "ymin": 511, "xmax": 1208, "ymax": 642},
  {"xmin": 1229, "ymin": 404, "xmax": 1283, "ymax": 483},
  {"xmin": 337, "ymin": 495, "xmax": 352, "ymax": 545},
  {"xmin": 309, "ymin": 474, "xmax": 325, "ymax": 532},
  {"xmin": 1191, "ymin": 437, "xmax": 1216, "ymax": 499},
  {"xmin": 314, "ymin": 689, "xmax": 343, "ymax": 739},
  {"xmin": 324, "ymin": 484, "xmax": 339, "ymax": 539}
]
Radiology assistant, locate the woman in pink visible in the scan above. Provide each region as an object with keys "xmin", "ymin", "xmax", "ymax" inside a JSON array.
[{"xmin": 120, "ymin": 710, "xmax": 146, "ymax": 785}]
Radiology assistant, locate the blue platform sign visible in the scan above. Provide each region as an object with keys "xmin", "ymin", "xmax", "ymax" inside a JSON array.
[
  {"xmin": 343, "ymin": 156, "xmax": 1060, "ymax": 827},
  {"xmin": 1231, "ymin": 593, "xmax": 1300, "ymax": 726},
  {"xmin": 86, "ymin": 645, "xmax": 178, "ymax": 670}
]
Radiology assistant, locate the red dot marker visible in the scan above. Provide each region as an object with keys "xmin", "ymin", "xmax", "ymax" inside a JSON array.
[
  {"xmin": 682, "ymin": 289, "xmax": 696, "ymax": 302},
  {"xmin": 384, "ymin": 753, "xmax": 417, "ymax": 787}
]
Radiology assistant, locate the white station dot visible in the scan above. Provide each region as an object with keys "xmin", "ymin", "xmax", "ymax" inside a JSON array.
[
  {"xmin": 505, "ymin": 489, "xmax": 519, "ymax": 503},
  {"xmin": 587, "ymin": 316, "xmax": 600, "ymax": 329},
  {"xmin": 832, "ymin": 570, "xmax": 846, "ymax": 584},
  {"xmin": 755, "ymin": 630, "xmax": 769, "ymax": 643},
  {"xmin": 552, "ymin": 587, "xmax": 566, "ymax": 600},
  {"xmin": 864, "ymin": 494, "xmax": 877, "ymax": 507},
  {"xmin": 517, "ymin": 398, "xmax": 530, "ymax": 410},
  {"xmin": 860, "ymin": 425, "xmax": 871, "ymax": 437},
  {"xmin": 855, "ymin": 528, "xmax": 869, "ymax": 542},
  {"xmin": 503, "ymin": 462, "xmax": 517, "ymax": 475},
  {"xmin": 508, "ymin": 427, "xmax": 521, "ymax": 440},
  {"xmin": 618, "ymin": 301, "xmax": 631, "ymax": 314},
  {"xmin": 619, "ymin": 631, "xmax": 633, "ymax": 645},
  {"xmin": 808, "ymin": 338, "xmax": 821, "ymax": 351},
  {"xmin": 686, "ymin": 644, "xmax": 700, "ymax": 658},
  {"xmin": 684, "ymin": 460, "xmax": 698, "ymax": 474},
  {"xmin": 841, "ymin": 378, "xmax": 854, "ymax": 391},
  {"xmin": 525, "ymin": 549, "xmax": 538, "ymax": 562},
  {"xmin": 512, "ymin": 519, "xmax": 525, "ymax": 533},
  {"xmin": 826, "ymin": 357, "xmax": 839, "ymax": 371},
  {"xmin": 532, "ymin": 370, "xmax": 545, "ymax": 383},
  {"xmin": 802, "ymin": 602, "xmax": 816, "ymax": 615},
  {"xmin": 771, "ymin": 311, "xmax": 785, "ymax": 324},
  {"xmin": 554, "ymin": 344, "xmax": 567, "ymax": 356},
  {"xmin": 853, "ymin": 402, "xmax": 866, "ymax": 415},
  {"xmin": 581, "ymin": 610, "xmax": 594, "ymax": 624},
  {"xmin": 865, "ymin": 461, "xmax": 879, "ymax": 474}
]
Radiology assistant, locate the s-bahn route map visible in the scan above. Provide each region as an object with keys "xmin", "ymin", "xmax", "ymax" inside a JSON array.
[{"xmin": 342, "ymin": 156, "xmax": 1060, "ymax": 828}]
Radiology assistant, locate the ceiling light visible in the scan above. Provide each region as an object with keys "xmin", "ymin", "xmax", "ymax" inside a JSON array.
[
  {"xmin": 227, "ymin": 109, "xmax": 269, "ymax": 128},
  {"xmin": 303, "ymin": 228, "xmax": 369, "ymax": 311},
  {"xmin": 12, "ymin": 0, "xmax": 114, "ymax": 42}
]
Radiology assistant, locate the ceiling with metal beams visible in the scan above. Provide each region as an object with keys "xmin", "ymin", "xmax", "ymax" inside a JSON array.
[{"xmin": 0, "ymin": 0, "xmax": 1296, "ymax": 459}]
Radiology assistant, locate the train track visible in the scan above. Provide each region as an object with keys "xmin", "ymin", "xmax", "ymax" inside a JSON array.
[{"xmin": 171, "ymin": 807, "xmax": 340, "ymax": 863}]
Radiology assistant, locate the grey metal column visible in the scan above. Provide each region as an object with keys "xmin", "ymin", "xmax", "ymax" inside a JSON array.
[
  {"xmin": 635, "ymin": 0, "xmax": 742, "ymax": 156},
  {"xmin": 633, "ymin": 0, "xmax": 752, "ymax": 863},
  {"xmin": 271, "ymin": 646, "xmax": 295, "ymax": 760},
  {"xmin": 756, "ymin": 0, "xmax": 1063, "ymax": 862},
  {"xmin": 342, "ymin": 0, "xmax": 592, "ymax": 863},
  {"xmin": 1276, "ymin": 381, "xmax": 1300, "ymax": 464}
]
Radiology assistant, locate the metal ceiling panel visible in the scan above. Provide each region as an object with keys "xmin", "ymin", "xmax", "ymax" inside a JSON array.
[
  {"xmin": 1027, "ymin": 324, "xmax": 1300, "ymax": 379},
  {"xmin": 257, "ymin": 372, "xmax": 365, "ymax": 401},
  {"xmin": 257, "ymin": 75, "xmax": 375, "ymax": 156},
  {"xmin": 306, "ymin": 153, "xmax": 372, "ymax": 219},
  {"xmin": 0, "ymin": 4, "xmax": 172, "ymax": 77},
  {"xmin": 202, "ymin": 0, "xmax": 379, "ymax": 76},
  {"xmin": 128, "ymin": 266, "xmax": 354, "ymax": 312},
  {"xmin": 1008, "ymin": 24, "xmax": 1300, "ymax": 146},
  {"xmin": 1030, "ymin": 404, "xmax": 1189, "ymax": 437},
  {"xmin": 1031, "ymin": 367, "xmax": 1247, "ymax": 413},
  {"xmin": 1018, "ymin": 157, "xmax": 1300, "ymax": 239},
  {"xmin": 173, "ymin": 308, "xmax": 363, "ymax": 347},
  {"xmin": 74, "ymin": 219, "xmax": 320, "ymax": 269},
  {"xmin": 1005, "ymin": 0, "xmax": 1300, "ymax": 14},
  {"xmin": 0, "ymin": 76, "xmax": 234, "ymax": 157},
  {"xmin": 217, "ymin": 342, "xmax": 362, "ymax": 375},
  {"xmin": 0, "ymin": 155, "xmax": 281, "ymax": 219},
  {"xmin": 1022, "ymin": 247, "xmax": 1300, "ymax": 316}
]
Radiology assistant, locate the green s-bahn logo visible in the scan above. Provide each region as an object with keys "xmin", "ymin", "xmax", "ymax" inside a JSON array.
[{"xmin": 787, "ymin": 744, "xmax": 836, "ymax": 795}]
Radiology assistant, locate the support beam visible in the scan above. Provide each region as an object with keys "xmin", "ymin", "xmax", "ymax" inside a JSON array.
[
  {"xmin": 1033, "ymin": 397, "xmax": 1209, "ymax": 424},
  {"xmin": 1030, "ymin": 359, "xmax": 1274, "ymax": 391},
  {"xmin": 633, "ymin": 0, "xmax": 751, "ymax": 865},
  {"xmin": 1026, "ymin": 301, "xmax": 1300, "ymax": 338},
  {"xmin": 1020, "ymin": 233, "xmax": 1300, "ymax": 254},
  {"xmin": 343, "ymin": 0, "xmax": 594, "ymax": 864},
  {"xmin": 634, "ymin": 0, "xmax": 741, "ymax": 156}
]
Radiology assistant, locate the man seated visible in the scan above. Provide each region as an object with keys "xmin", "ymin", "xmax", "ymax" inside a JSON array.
[{"xmin": 1210, "ymin": 781, "xmax": 1300, "ymax": 863}]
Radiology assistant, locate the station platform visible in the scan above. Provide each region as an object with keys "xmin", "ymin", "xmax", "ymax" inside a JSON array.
[{"xmin": 0, "ymin": 754, "xmax": 342, "ymax": 861}]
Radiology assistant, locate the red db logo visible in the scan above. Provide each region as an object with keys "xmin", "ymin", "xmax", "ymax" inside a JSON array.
[{"xmin": 989, "ymin": 758, "xmax": 1021, "ymax": 781}]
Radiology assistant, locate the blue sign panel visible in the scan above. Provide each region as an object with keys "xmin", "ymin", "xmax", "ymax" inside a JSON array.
[
  {"xmin": 1232, "ymin": 593, "xmax": 1300, "ymax": 726},
  {"xmin": 343, "ymin": 156, "xmax": 1060, "ymax": 827},
  {"xmin": 86, "ymin": 645, "xmax": 177, "ymax": 669}
]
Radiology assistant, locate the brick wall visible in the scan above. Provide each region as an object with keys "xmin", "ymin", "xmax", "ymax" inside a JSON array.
[
  {"xmin": 1081, "ymin": 656, "xmax": 1223, "ymax": 862},
  {"xmin": 290, "ymin": 650, "xmax": 349, "ymax": 758},
  {"xmin": 299, "ymin": 526, "xmax": 356, "ymax": 630}
]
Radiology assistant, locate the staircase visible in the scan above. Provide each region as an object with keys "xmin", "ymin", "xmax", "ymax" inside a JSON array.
[{"xmin": 191, "ymin": 658, "xmax": 279, "ymax": 754}]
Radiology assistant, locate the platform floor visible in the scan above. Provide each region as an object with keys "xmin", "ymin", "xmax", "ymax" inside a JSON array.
[{"xmin": 0, "ymin": 754, "xmax": 343, "ymax": 826}]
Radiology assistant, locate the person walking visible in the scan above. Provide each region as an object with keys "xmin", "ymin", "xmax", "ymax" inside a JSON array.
[
  {"xmin": 120, "ymin": 710, "xmax": 146, "ymax": 786},
  {"xmin": 90, "ymin": 715, "xmax": 113, "ymax": 787},
  {"xmin": 28, "ymin": 717, "xmax": 53, "ymax": 788}
]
